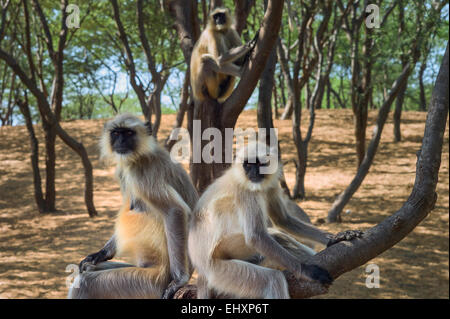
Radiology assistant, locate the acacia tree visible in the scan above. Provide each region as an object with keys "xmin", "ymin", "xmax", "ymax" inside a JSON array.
[
  {"xmin": 0, "ymin": 0, "xmax": 97, "ymax": 216},
  {"xmin": 279, "ymin": 0, "xmax": 321, "ymax": 121},
  {"xmin": 338, "ymin": 0, "xmax": 398, "ymax": 168},
  {"xmin": 327, "ymin": 62, "xmax": 412, "ymax": 222},
  {"xmin": 169, "ymin": 0, "xmax": 285, "ymax": 192},
  {"xmin": 276, "ymin": 0, "xmax": 351, "ymax": 199},
  {"xmin": 300, "ymin": 43, "xmax": 448, "ymax": 296},
  {"xmin": 16, "ymin": 91, "xmax": 46, "ymax": 212},
  {"xmin": 174, "ymin": 41, "xmax": 449, "ymax": 299},
  {"xmin": 393, "ymin": 1, "xmax": 446, "ymax": 141},
  {"xmin": 164, "ymin": 0, "xmax": 257, "ymax": 152},
  {"xmin": 109, "ymin": 0, "xmax": 179, "ymax": 138},
  {"xmin": 326, "ymin": 1, "xmax": 445, "ymax": 222},
  {"xmin": 0, "ymin": 62, "xmax": 16, "ymax": 126},
  {"xmin": 392, "ymin": 0, "xmax": 408, "ymax": 142}
]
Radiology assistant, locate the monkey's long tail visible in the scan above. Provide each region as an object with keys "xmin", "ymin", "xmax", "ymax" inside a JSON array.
[{"xmin": 68, "ymin": 266, "xmax": 169, "ymax": 299}]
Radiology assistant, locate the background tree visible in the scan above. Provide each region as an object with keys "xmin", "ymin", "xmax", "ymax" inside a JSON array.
[
  {"xmin": 0, "ymin": 0, "xmax": 97, "ymax": 216},
  {"xmin": 175, "ymin": 40, "xmax": 449, "ymax": 299},
  {"xmin": 169, "ymin": 0, "xmax": 284, "ymax": 192}
]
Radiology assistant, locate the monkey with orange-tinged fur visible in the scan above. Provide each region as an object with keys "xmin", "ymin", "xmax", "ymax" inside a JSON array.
[
  {"xmin": 188, "ymin": 141, "xmax": 362, "ymax": 299},
  {"xmin": 68, "ymin": 114, "xmax": 198, "ymax": 299},
  {"xmin": 190, "ymin": 7, "xmax": 258, "ymax": 103}
]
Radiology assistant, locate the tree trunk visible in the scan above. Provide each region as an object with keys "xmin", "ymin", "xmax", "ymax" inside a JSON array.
[
  {"xmin": 278, "ymin": 73, "xmax": 286, "ymax": 109},
  {"xmin": 292, "ymin": 140, "xmax": 307, "ymax": 199},
  {"xmin": 257, "ymin": 45, "xmax": 291, "ymax": 196},
  {"xmin": 273, "ymin": 85, "xmax": 279, "ymax": 119},
  {"xmin": 257, "ymin": 47, "xmax": 276, "ymax": 131},
  {"xmin": 170, "ymin": 0, "xmax": 285, "ymax": 192},
  {"xmin": 0, "ymin": 2, "xmax": 97, "ymax": 217},
  {"xmin": 165, "ymin": 72, "xmax": 190, "ymax": 150},
  {"xmin": 281, "ymin": 97, "xmax": 294, "ymax": 120},
  {"xmin": 330, "ymin": 86, "xmax": 345, "ymax": 109},
  {"xmin": 233, "ymin": 0, "xmax": 255, "ymax": 35},
  {"xmin": 393, "ymin": 0, "xmax": 406, "ymax": 142},
  {"xmin": 393, "ymin": 79, "xmax": 408, "ymax": 142},
  {"xmin": 291, "ymin": 78, "xmax": 310, "ymax": 199},
  {"xmin": 209, "ymin": 0, "xmax": 223, "ymax": 10},
  {"xmin": 326, "ymin": 78, "xmax": 331, "ymax": 109},
  {"xmin": 354, "ymin": 109, "xmax": 367, "ymax": 168},
  {"xmin": 17, "ymin": 97, "xmax": 46, "ymax": 213},
  {"xmin": 43, "ymin": 122, "xmax": 56, "ymax": 212},
  {"xmin": 149, "ymin": 89, "xmax": 162, "ymax": 138},
  {"xmin": 347, "ymin": 3, "xmax": 366, "ymax": 169},
  {"xmin": 189, "ymin": 98, "xmax": 226, "ymax": 193},
  {"xmin": 419, "ymin": 61, "xmax": 427, "ymax": 111},
  {"xmin": 174, "ymin": 43, "xmax": 449, "ymax": 299}
]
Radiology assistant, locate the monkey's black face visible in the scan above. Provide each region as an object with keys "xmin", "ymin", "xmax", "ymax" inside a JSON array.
[
  {"xmin": 213, "ymin": 12, "xmax": 227, "ymax": 26},
  {"xmin": 110, "ymin": 127, "xmax": 136, "ymax": 154},
  {"xmin": 243, "ymin": 158, "xmax": 267, "ymax": 183}
]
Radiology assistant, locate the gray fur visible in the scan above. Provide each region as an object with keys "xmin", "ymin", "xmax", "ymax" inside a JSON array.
[
  {"xmin": 188, "ymin": 141, "xmax": 332, "ymax": 299},
  {"xmin": 69, "ymin": 114, "xmax": 198, "ymax": 299}
]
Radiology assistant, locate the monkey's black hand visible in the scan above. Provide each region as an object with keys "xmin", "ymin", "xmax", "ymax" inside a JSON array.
[
  {"xmin": 241, "ymin": 30, "xmax": 260, "ymax": 65},
  {"xmin": 327, "ymin": 230, "xmax": 363, "ymax": 247},
  {"xmin": 79, "ymin": 250, "xmax": 108, "ymax": 273},
  {"xmin": 162, "ymin": 279, "xmax": 183, "ymax": 299},
  {"xmin": 300, "ymin": 264, "xmax": 333, "ymax": 286}
]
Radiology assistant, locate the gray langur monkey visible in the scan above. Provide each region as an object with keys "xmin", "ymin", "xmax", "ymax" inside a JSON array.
[
  {"xmin": 188, "ymin": 141, "xmax": 362, "ymax": 299},
  {"xmin": 190, "ymin": 7, "xmax": 258, "ymax": 103},
  {"xmin": 68, "ymin": 113, "xmax": 198, "ymax": 299}
]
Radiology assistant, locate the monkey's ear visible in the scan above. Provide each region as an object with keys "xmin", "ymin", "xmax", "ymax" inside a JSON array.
[{"xmin": 144, "ymin": 121, "xmax": 153, "ymax": 136}]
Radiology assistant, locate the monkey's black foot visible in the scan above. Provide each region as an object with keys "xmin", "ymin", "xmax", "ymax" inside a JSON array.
[
  {"xmin": 327, "ymin": 230, "xmax": 363, "ymax": 247},
  {"xmin": 301, "ymin": 264, "xmax": 333, "ymax": 286},
  {"xmin": 242, "ymin": 31, "xmax": 260, "ymax": 66},
  {"xmin": 79, "ymin": 250, "xmax": 107, "ymax": 272},
  {"xmin": 162, "ymin": 280, "xmax": 182, "ymax": 299},
  {"xmin": 79, "ymin": 262, "xmax": 98, "ymax": 272}
]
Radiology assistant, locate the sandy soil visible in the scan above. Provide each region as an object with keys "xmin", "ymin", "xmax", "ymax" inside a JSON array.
[{"xmin": 0, "ymin": 109, "xmax": 448, "ymax": 299}]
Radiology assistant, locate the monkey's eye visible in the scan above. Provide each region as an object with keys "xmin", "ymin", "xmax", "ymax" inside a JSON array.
[
  {"xmin": 112, "ymin": 131, "xmax": 119, "ymax": 136},
  {"xmin": 213, "ymin": 12, "xmax": 226, "ymax": 24},
  {"xmin": 126, "ymin": 130, "xmax": 135, "ymax": 136}
]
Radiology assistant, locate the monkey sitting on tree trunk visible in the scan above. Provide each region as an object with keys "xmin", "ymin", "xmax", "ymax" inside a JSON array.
[
  {"xmin": 68, "ymin": 114, "xmax": 198, "ymax": 299},
  {"xmin": 190, "ymin": 7, "xmax": 258, "ymax": 103},
  {"xmin": 188, "ymin": 141, "xmax": 362, "ymax": 298}
]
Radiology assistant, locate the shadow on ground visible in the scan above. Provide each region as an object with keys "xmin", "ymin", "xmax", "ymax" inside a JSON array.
[{"xmin": 0, "ymin": 109, "xmax": 448, "ymax": 298}]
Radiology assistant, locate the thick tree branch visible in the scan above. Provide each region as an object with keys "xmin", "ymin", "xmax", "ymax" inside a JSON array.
[
  {"xmin": 167, "ymin": 0, "xmax": 199, "ymax": 64},
  {"xmin": 137, "ymin": 0, "xmax": 159, "ymax": 80},
  {"xmin": 309, "ymin": 46, "xmax": 447, "ymax": 290},
  {"xmin": 0, "ymin": 47, "xmax": 97, "ymax": 217},
  {"xmin": 234, "ymin": 0, "xmax": 255, "ymax": 35},
  {"xmin": 221, "ymin": 0, "xmax": 284, "ymax": 128},
  {"xmin": 0, "ymin": 0, "xmax": 11, "ymax": 42},
  {"xmin": 110, "ymin": 0, "xmax": 151, "ymax": 121},
  {"xmin": 31, "ymin": 0, "xmax": 55, "ymax": 59},
  {"xmin": 173, "ymin": 43, "xmax": 449, "ymax": 299}
]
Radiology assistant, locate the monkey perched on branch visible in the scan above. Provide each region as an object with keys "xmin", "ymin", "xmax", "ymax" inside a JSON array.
[
  {"xmin": 188, "ymin": 141, "xmax": 362, "ymax": 298},
  {"xmin": 68, "ymin": 114, "xmax": 198, "ymax": 299},
  {"xmin": 190, "ymin": 7, "xmax": 258, "ymax": 103}
]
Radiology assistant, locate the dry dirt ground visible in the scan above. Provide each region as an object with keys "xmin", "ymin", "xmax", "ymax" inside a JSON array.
[{"xmin": 0, "ymin": 109, "xmax": 448, "ymax": 299}]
